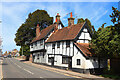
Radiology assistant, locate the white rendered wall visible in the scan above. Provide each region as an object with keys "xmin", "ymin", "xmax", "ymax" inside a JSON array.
[
  {"xmin": 30, "ymin": 40, "xmax": 44, "ymax": 51},
  {"xmin": 72, "ymin": 45, "xmax": 100, "ymax": 69},
  {"xmin": 77, "ymin": 27, "xmax": 91, "ymax": 43}
]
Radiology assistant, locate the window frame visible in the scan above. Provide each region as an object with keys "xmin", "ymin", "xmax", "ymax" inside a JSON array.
[
  {"xmin": 37, "ymin": 54, "xmax": 39, "ymax": 59},
  {"xmin": 57, "ymin": 42, "xmax": 60, "ymax": 48},
  {"xmin": 77, "ymin": 59, "xmax": 81, "ymax": 65},
  {"xmin": 62, "ymin": 57, "xmax": 69, "ymax": 64},
  {"xmin": 66, "ymin": 41, "xmax": 70, "ymax": 47},
  {"xmin": 35, "ymin": 42, "xmax": 37, "ymax": 46},
  {"xmin": 52, "ymin": 43, "xmax": 55, "ymax": 49},
  {"xmin": 31, "ymin": 44, "xmax": 33, "ymax": 48}
]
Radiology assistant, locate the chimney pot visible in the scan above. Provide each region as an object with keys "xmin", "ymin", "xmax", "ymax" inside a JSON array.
[
  {"xmin": 56, "ymin": 13, "xmax": 60, "ymax": 23},
  {"xmin": 68, "ymin": 12, "xmax": 75, "ymax": 26}
]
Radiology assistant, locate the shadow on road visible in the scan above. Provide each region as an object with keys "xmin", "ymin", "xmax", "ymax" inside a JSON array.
[
  {"xmin": 1, "ymin": 63, "xmax": 8, "ymax": 65},
  {"xmin": 20, "ymin": 60, "xmax": 27, "ymax": 62}
]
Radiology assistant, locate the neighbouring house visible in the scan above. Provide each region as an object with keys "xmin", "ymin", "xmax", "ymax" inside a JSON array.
[
  {"xmin": 11, "ymin": 49, "xmax": 20, "ymax": 57},
  {"xmin": 30, "ymin": 13, "xmax": 107, "ymax": 74}
]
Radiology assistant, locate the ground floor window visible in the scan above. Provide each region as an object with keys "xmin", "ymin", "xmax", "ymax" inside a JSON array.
[
  {"xmin": 37, "ymin": 54, "xmax": 39, "ymax": 59},
  {"xmin": 77, "ymin": 59, "xmax": 81, "ymax": 65},
  {"xmin": 62, "ymin": 57, "xmax": 69, "ymax": 64}
]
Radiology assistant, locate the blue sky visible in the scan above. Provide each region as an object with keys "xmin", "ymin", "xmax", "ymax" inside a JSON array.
[{"xmin": 0, "ymin": 2, "xmax": 118, "ymax": 53}]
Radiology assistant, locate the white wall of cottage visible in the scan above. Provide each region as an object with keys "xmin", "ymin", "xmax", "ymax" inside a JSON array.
[
  {"xmin": 72, "ymin": 45, "xmax": 99, "ymax": 69},
  {"xmin": 30, "ymin": 24, "xmax": 107, "ymax": 70},
  {"xmin": 77, "ymin": 28, "xmax": 91, "ymax": 43},
  {"xmin": 30, "ymin": 40, "xmax": 44, "ymax": 51}
]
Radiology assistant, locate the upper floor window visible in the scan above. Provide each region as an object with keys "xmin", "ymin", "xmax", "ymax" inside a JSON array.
[
  {"xmin": 40, "ymin": 40, "xmax": 43, "ymax": 45},
  {"xmin": 52, "ymin": 43, "xmax": 55, "ymax": 49},
  {"xmin": 31, "ymin": 44, "xmax": 33, "ymax": 48},
  {"xmin": 66, "ymin": 41, "xmax": 70, "ymax": 47},
  {"xmin": 35, "ymin": 42, "xmax": 37, "ymax": 46},
  {"xmin": 62, "ymin": 42, "xmax": 64, "ymax": 48},
  {"xmin": 57, "ymin": 42, "xmax": 60, "ymax": 48}
]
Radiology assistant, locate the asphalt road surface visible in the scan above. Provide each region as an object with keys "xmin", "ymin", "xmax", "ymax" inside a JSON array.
[{"xmin": 2, "ymin": 58, "xmax": 84, "ymax": 80}]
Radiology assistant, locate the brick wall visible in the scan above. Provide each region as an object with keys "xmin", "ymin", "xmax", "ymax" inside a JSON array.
[{"xmin": 29, "ymin": 54, "xmax": 33, "ymax": 62}]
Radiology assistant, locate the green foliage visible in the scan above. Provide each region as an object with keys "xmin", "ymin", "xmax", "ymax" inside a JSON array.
[
  {"xmin": 77, "ymin": 18, "xmax": 85, "ymax": 23},
  {"xmin": 77, "ymin": 18, "xmax": 95, "ymax": 33},
  {"xmin": 90, "ymin": 7, "xmax": 120, "ymax": 58},
  {"xmin": 19, "ymin": 45, "xmax": 30, "ymax": 56},
  {"xmin": 15, "ymin": 10, "xmax": 53, "ymax": 55}
]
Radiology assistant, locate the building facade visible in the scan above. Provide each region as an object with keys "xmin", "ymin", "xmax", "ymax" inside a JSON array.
[{"xmin": 30, "ymin": 13, "xmax": 107, "ymax": 73}]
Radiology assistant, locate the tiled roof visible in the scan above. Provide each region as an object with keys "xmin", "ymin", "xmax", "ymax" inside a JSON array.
[
  {"xmin": 31, "ymin": 24, "xmax": 56, "ymax": 43},
  {"xmin": 74, "ymin": 43, "xmax": 92, "ymax": 57},
  {"xmin": 46, "ymin": 22, "xmax": 85, "ymax": 42}
]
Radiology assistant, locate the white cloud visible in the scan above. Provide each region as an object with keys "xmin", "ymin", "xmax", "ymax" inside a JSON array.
[{"xmin": 94, "ymin": 10, "xmax": 108, "ymax": 22}]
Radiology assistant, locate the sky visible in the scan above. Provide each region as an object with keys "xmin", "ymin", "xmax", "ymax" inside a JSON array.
[{"xmin": 0, "ymin": 1, "xmax": 119, "ymax": 53}]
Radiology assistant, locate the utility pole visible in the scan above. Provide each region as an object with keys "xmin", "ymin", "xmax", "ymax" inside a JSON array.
[{"xmin": 22, "ymin": 46, "xmax": 23, "ymax": 56}]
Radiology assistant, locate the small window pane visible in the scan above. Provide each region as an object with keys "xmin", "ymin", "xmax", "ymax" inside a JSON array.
[
  {"xmin": 35, "ymin": 42, "xmax": 37, "ymax": 46},
  {"xmin": 77, "ymin": 59, "xmax": 80, "ymax": 65},
  {"xmin": 57, "ymin": 42, "xmax": 60, "ymax": 48},
  {"xmin": 66, "ymin": 41, "xmax": 70, "ymax": 47},
  {"xmin": 62, "ymin": 57, "xmax": 68, "ymax": 64},
  {"xmin": 52, "ymin": 43, "xmax": 55, "ymax": 49},
  {"xmin": 37, "ymin": 54, "xmax": 39, "ymax": 59},
  {"xmin": 31, "ymin": 44, "xmax": 33, "ymax": 48}
]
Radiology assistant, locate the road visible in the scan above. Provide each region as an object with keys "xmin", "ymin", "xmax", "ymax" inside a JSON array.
[{"xmin": 2, "ymin": 58, "xmax": 84, "ymax": 80}]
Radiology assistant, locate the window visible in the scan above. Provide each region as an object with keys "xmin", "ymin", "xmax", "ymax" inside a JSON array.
[
  {"xmin": 37, "ymin": 54, "xmax": 39, "ymax": 59},
  {"xmin": 52, "ymin": 43, "xmax": 55, "ymax": 49},
  {"xmin": 31, "ymin": 44, "xmax": 33, "ymax": 48},
  {"xmin": 62, "ymin": 57, "xmax": 68, "ymax": 64},
  {"xmin": 77, "ymin": 59, "xmax": 81, "ymax": 65},
  {"xmin": 57, "ymin": 42, "xmax": 60, "ymax": 48},
  {"xmin": 62, "ymin": 42, "xmax": 64, "ymax": 48},
  {"xmin": 66, "ymin": 41, "xmax": 70, "ymax": 47},
  {"xmin": 40, "ymin": 40, "xmax": 43, "ymax": 45},
  {"xmin": 35, "ymin": 42, "xmax": 37, "ymax": 46}
]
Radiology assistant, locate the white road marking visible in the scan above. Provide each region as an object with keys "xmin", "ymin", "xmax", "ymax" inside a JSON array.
[
  {"xmin": 40, "ymin": 77, "xmax": 43, "ymax": 78},
  {"xmin": 9, "ymin": 58, "xmax": 34, "ymax": 75},
  {"xmin": 17, "ymin": 65, "xmax": 22, "ymax": 68},
  {"xmin": 23, "ymin": 69, "xmax": 34, "ymax": 75}
]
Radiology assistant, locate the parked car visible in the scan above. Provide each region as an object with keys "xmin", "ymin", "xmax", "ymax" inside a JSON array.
[
  {"xmin": 4, "ymin": 56, "xmax": 7, "ymax": 58},
  {"xmin": 7, "ymin": 55, "xmax": 12, "ymax": 58}
]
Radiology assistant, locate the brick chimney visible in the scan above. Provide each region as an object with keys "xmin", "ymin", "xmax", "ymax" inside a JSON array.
[
  {"xmin": 68, "ymin": 12, "xmax": 75, "ymax": 26},
  {"xmin": 36, "ymin": 24, "xmax": 40, "ymax": 37},
  {"xmin": 55, "ymin": 13, "xmax": 60, "ymax": 23},
  {"xmin": 54, "ymin": 13, "xmax": 60, "ymax": 32}
]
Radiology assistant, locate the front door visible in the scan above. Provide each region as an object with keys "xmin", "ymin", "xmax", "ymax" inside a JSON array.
[
  {"xmin": 51, "ymin": 57, "xmax": 54, "ymax": 66},
  {"xmin": 68, "ymin": 57, "xmax": 72, "ymax": 69}
]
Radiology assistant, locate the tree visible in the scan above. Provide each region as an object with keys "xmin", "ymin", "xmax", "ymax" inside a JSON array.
[
  {"xmin": 77, "ymin": 18, "xmax": 95, "ymax": 33},
  {"xmin": 90, "ymin": 7, "xmax": 120, "ymax": 59},
  {"xmin": 15, "ymin": 10, "xmax": 53, "ymax": 56}
]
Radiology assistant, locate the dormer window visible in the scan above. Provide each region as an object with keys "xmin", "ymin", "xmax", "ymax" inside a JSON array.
[
  {"xmin": 66, "ymin": 41, "xmax": 70, "ymax": 47},
  {"xmin": 52, "ymin": 43, "xmax": 55, "ymax": 49},
  {"xmin": 57, "ymin": 42, "xmax": 60, "ymax": 48}
]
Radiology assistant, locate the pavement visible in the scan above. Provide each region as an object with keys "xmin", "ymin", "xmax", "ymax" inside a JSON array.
[
  {"xmin": 15, "ymin": 57, "xmax": 113, "ymax": 80},
  {"xmin": 0, "ymin": 57, "xmax": 3, "ymax": 80}
]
